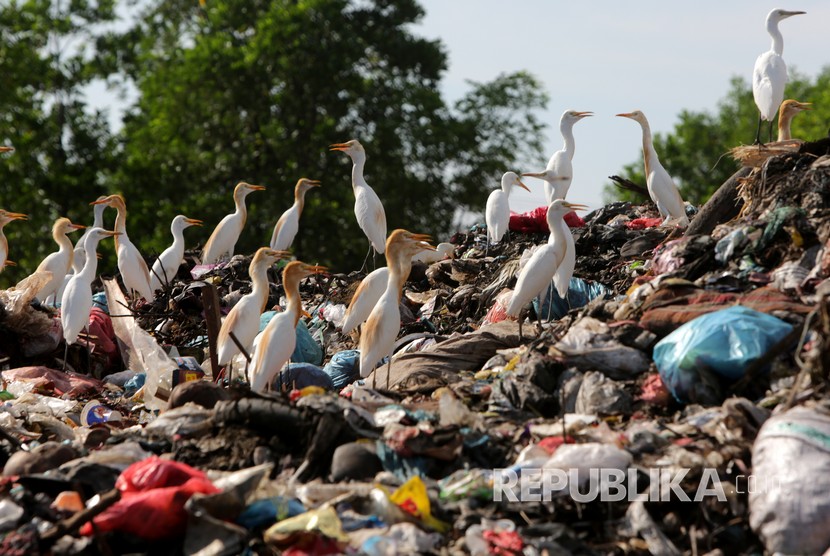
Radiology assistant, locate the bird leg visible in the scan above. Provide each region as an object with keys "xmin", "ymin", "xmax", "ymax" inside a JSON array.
[
  {"xmin": 767, "ymin": 120, "xmax": 774, "ymax": 144},
  {"xmin": 62, "ymin": 341, "xmax": 69, "ymax": 373},
  {"xmin": 386, "ymin": 352, "xmax": 393, "ymax": 391},
  {"xmin": 360, "ymin": 245, "xmax": 373, "ymax": 274},
  {"xmin": 753, "ymin": 114, "xmax": 764, "ymax": 146}
]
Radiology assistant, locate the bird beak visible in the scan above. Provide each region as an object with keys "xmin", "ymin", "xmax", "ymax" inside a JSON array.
[
  {"xmin": 575, "ymin": 111, "xmax": 594, "ymax": 118},
  {"xmin": 516, "ymin": 179, "xmax": 531, "ymax": 192},
  {"xmin": 104, "ymin": 231, "xmax": 122, "ymax": 237},
  {"xmin": 329, "ymin": 143, "xmax": 350, "ymax": 152},
  {"xmin": 0, "ymin": 146, "xmax": 13, "ymax": 153},
  {"xmin": 616, "ymin": 113, "xmax": 634, "ymax": 119},
  {"xmin": 185, "ymin": 218, "xmax": 203, "ymax": 226},
  {"xmin": 563, "ymin": 202, "xmax": 589, "ymax": 211},
  {"xmin": 6, "ymin": 212, "xmax": 27, "ymax": 221},
  {"xmin": 69, "ymin": 223, "xmax": 87, "ymax": 230},
  {"xmin": 796, "ymin": 102, "xmax": 813, "ymax": 111},
  {"xmin": 271, "ymin": 250, "xmax": 293, "ymax": 259},
  {"xmin": 780, "ymin": 10, "xmax": 806, "ymax": 18},
  {"xmin": 521, "ymin": 171, "xmax": 547, "ymax": 179},
  {"xmin": 307, "ymin": 179, "xmax": 322, "ymax": 187},
  {"xmin": 247, "ymin": 184, "xmax": 266, "ymax": 191},
  {"xmin": 90, "ymin": 198, "xmax": 110, "ymax": 206}
]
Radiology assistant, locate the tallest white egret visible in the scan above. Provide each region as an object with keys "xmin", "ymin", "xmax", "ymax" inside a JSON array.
[{"xmin": 752, "ymin": 8, "xmax": 805, "ymax": 144}]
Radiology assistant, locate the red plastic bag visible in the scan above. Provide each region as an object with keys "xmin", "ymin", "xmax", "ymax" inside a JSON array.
[
  {"xmin": 80, "ymin": 457, "xmax": 219, "ymax": 539},
  {"xmin": 626, "ymin": 217, "xmax": 663, "ymax": 230},
  {"xmin": 509, "ymin": 207, "xmax": 585, "ymax": 234},
  {"xmin": 86, "ymin": 307, "xmax": 119, "ymax": 368}
]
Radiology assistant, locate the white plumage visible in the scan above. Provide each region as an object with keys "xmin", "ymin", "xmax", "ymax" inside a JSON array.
[
  {"xmin": 270, "ymin": 178, "xmax": 321, "ymax": 251},
  {"xmin": 150, "ymin": 215, "xmax": 202, "ymax": 292},
  {"xmin": 0, "ymin": 209, "xmax": 27, "ymax": 272},
  {"xmin": 341, "ymin": 267, "xmax": 389, "ymax": 335},
  {"xmin": 485, "ymin": 172, "xmax": 529, "ymax": 244},
  {"xmin": 202, "ymin": 182, "xmax": 266, "ymax": 264},
  {"xmin": 34, "ymin": 218, "xmax": 85, "ymax": 303},
  {"xmin": 525, "ymin": 110, "xmax": 592, "ymax": 204}
]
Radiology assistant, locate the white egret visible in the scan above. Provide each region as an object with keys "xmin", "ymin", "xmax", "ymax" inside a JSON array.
[
  {"xmin": 525, "ymin": 110, "xmax": 592, "ymax": 204},
  {"xmin": 61, "ymin": 228, "xmax": 120, "ymax": 345},
  {"xmin": 270, "ymin": 178, "xmax": 321, "ymax": 251},
  {"xmin": 0, "ymin": 210, "xmax": 27, "ymax": 272},
  {"xmin": 330, "ymin": 140, "xmax": 387, "ymax": 266},
  {"xmin": 617, "ymin": 111, "xmax": 689, "ymax": 228},
  {"xmin": 485, "ymin": 172, "xmax": 529, "ymax": 245},
  {"xmin": 506, "ymin": 200, "xmax": 587, "ymax": 335},
  {"xmin": 149, "ymin": 215, "xmax": 203, "ymax": 292},
  {"xmin": 91, "ymin": 195, "xmax": 154, "ymax": 300},
  {"xmin": 202, "ymin": 182, "xmax": 266, "ymax": 264},
  {"xmin": 73, "ymin": 196, "xmax": 108, "ymax": 273},
  {"xmin": 359, "ymin": 230, "xmax": 435, "ymax": 388},
  {"xmin": 249, "ymin": 260, "xmax": 327, "ymax": 393},
  {"xmin": 412, "ymin": 242, "xmax": 454, "ymax": 264},
  {"xmin": 217, "ymin": 247, "xmax": 291, "ymax": 367},
  {"xmin": 752, "ymin": 8, "xmax": 805, "ymax": 144},
  {"xmin": 33, "ymin": 218, "xmax": 86, "ymax": 303},
  {"xmin": 777, "ymin": 99, "xmax": 812, "ymax": 141}
]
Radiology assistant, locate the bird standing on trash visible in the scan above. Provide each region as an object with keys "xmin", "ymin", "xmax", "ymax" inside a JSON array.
[
  {"xmin": 270, "ymin": 178, "xmax": 321, "ymax": 251},
  {"xmin": 73, "ymin": 196, "xmax": 108, "ymax": 274},
  {"xmin": 202, "ymin": 182, "xmax": 266, "ymax": 264},
  {"xmin": 752, "ymin": 8, "xmax": 805, "ymax": 144},
  {"xmin": 777, "ymin": 99, "xmax": 812, "ymax": 141},
  {"xmin": 506, "ymin": 200, "xmax": 587, "ymax": 330},
  {"xmin": 330, "ymin": 140, "xmax": 387, "ymax": 268},
  {"xmin": 523, "ymin": 110, "xmax": 593, "ymax": 204},
  {"xmin": 0, "ymin": 209, "xmax": 27, "ymax": 272},
  {"xmin": 249, "ymin": 260, "xmax": 327, "ymax": 393},
  {"xmin": 61, "ymin": 228, "xmax": 120, "ymax": 345},
  {"xmin": 359, "ymin": 230, "xmax": 435, "ymax": 388},
  {"xmin": 91, "ymin": 195, "xmax": 155, "ymax": 301},
  {"xmin": 485, "ymin": 172, "xmax": 530, "ymax": 245},
  {"xmin": 149, "ymin": 215, "xmax": 203, "ymax": 292},
  {"xmin": 33, "ymin": 218, "xmax": 86, "ymax": 303},
  {"xmin": 217, "ymin": 247, "xmax": 291, "ymax": 369},
  {"xmin": 412, "ymin": 242, "xmax": 454, "ymax": 264},
  {"xmin": 617, "ymin": 111, "xmax": 689, "ymax": 228}
]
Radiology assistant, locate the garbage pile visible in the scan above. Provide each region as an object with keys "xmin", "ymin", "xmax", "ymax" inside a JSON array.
[{"xmin": 2, "ymin": 147, "xmax": 830, "ymax": 555}]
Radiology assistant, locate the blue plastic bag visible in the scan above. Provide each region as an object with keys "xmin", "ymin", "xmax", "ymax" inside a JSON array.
[
  {"xmin": 259, "ymin": 312, "xmax": 324, "ymax": 366},
  {"xmin": 653, "ymin": 305, "xmax": 793, "ymax": 403},
  {"xmin": 277, "ymin": 363, "xmax": 334, "ymax": 390},
  {"xmin": 532, "ymin": 277, "xmax": 611, "ymax": 321},
  {"xmin": 323, "ymin": 350, "xmax": 361, "ymax": 389}
]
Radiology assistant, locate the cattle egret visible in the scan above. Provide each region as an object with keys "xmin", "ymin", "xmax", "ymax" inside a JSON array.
[
  {"xmin": 506, "ymin": 200, "xmax": 587, "ymax": 336},
  {"xmin": 91, "ymin": 195, "xmax": 154, "ymax": 300},
  {"xmin": 61, "ymin": 228, "xmax": 120, "ymax": 345},
  {"xmin": 753, "ymin": 8, "xmax": 805, "ymax": 144},
  {"xmin": 270, "ymin": 178, "xmax": 321, "ymax": 251},
  {"xmin": 0, "ymin": 210, "xmax": 27, "ymax": 272},
  {"xmin": 202, "ymin": 182, "xmax": 266, "ymax": 264},
  {"xmin": 412, "ymin": 242, "xmax": 454, "ymax": 264},
  {"xmin": 149, "ymin": 215, "xmax": 203, "ymax": 292},
  {"xmin": 485, "ymin": 172, "xmax": 529, "ymax": 245},
  {"xmin": 33, "ymin": 218, "xmax": 86, "ymax": 303},
  {"xmin": 777, "ymin": 99, "xmax": 812, "ymax": 141},
  {"xmin": 217, "ymin": 247, "xmax": 290, "ymax": 367},
  {"xmin": 330, "ymin": 140, "xmax": 387, "ymax": 266},
  {"xmin": 249, "ymin": 260, "xmax": 327, "ymax": 393},
  {"xmin": 525, "ymin": 110, "xmax": 592, "ymax": 204},
  {"xmin": 73, "ymin": 197, "xmax": 108, "ymax": 273},
  {"xmin": 617, "ymin": 111, "xmax": 689, "ymax": 228},
  {"xmin": 359, "ymin": 230, "xmax": 435, "ymax": 388}
]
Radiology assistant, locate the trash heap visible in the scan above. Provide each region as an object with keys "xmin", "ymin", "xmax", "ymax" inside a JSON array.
[{"xmin": 2, "ymin": 145, "xmax": 830, "ymax": 555}]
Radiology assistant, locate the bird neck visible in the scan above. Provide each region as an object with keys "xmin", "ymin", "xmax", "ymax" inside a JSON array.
[
  {"xmin": 170, "ymin": 223, "xmax": 186, "ymax": 253},
  {"xmin": 638, "ymin": 122, "xmax": 657, "ymax": 176},
  {"xmin": 250, "ymin": 263, "xmax": 270, "ymax": 310},
  {"xmin": 233, "ymin": 190, "xmax": 249, "ymax": 221},
  {"xmin": 560, "ymin": 123, "xmax": 576, "ymax": 159},
  {"xmin": 79, "ymin": 241, "xmax": 100, "ymax": 281},
  {"xmin": 547, "ymin": 213, "xmax": 566, "ymax": 244},
  {"xmin": 350, "ymin": 154, "xmax": 367, "ymax": 188},
  {"xmin": 54, "ymin": 229, "xmax": 74, "ymax": 258},
  {"xmin": 777, "ymin": 112, "xmax": 793, "ymax": 141},
  {"xmin": 767, "ymin": 19, "xmax": 784, "ymax": 55},
  {"xmin": 283, "ymin": 274, "xmax": 303, "ymax": 326},
  {"xmin": 92, "ymin": 206, "xmax": 105, "ymax": 228},
  {"xmin": 385, "ymin": 248, "xmax": 410, "ymax": 297},
  {"xmin": 294, "ymin": 186, "xmax": 307, "ymax": 215}
]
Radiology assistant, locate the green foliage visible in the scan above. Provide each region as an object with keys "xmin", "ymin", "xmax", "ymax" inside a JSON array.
[{"xmin": 604, "ymin": 69, "xmax": 830, "ymax": 206}]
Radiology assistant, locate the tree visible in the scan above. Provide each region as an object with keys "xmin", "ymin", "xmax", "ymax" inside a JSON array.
[
  {"xmin": 111, "ymin": 0, "xmax": 548, "ymax": 269},
  {"xmin": 604, "ymin": 68, "xmax": 830, "ymax": 206},
  {"xmin": 0, "ymin": 0, "xmax": 120, "ymax": 284}
]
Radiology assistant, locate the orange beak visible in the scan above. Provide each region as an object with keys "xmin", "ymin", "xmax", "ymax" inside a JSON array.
[
  {"xmin": 306, "ymin": 179, "xmax": 322, "ymax": 187},
  {"xmin": 69, "ymin": 223, "xmax": 87, "ymax": 231},
  {"xmin": 575, "ymin": 111, "xmax": 594, "ymax": 118},
  {"xmin": 329, "ymin": 142, "xmax": 350, "ymax": 152},
  {"xmin": 616, "ymin": 113, "xmax": 635, "ymax": 119},
  {"xmin": 90, "ymin": 197, "xmax": 111, "ymax": 206},
  {"xmin": 516, "ymin": 179, "xmax": 530, "ymax": 192},
  {"xmin": 563, "ymin": 202, "xmax": 589, "ymax": 211},
  {"xmin": 246, "ymin": 184, "xmax": 266, "ymax": 191},
  {"xmin": 5, "ymin": 212, "xmax": 27, "ymax": 221},
  {"xmin": 0, "ymin": 146, "xmax": 13, "ymax": 153},
  {"xmin": 185, "ymin": 218, "xmax": 203, "ymax": 226},
  {"xmin": 521, "ymin": 171, "xmax": 547, "ymax": 179}
]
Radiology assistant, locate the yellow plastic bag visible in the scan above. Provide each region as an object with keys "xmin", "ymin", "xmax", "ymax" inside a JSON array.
[
  {"xmin": 264, "ymin": 505, "xmax": 349, "ymax": 544},
  {"xmin": 388, "ymin": 476, "xmax": 449, "ymax": 533}
]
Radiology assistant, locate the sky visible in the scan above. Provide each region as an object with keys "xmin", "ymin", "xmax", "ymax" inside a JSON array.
[{"xmin": 411, "ymin": 1, "xmax": 830, "ymax": 213}]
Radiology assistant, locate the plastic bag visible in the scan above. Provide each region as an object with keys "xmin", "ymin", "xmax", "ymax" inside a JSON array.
[
  {"xmin": 533, "ymin": 277, "xmax": 611, "ymax": 321},
  {"xmin": 322, "ymin": 350, "xmax": 360, "ymax": 389},
  {"xmin": 387, "ymin": 476, "xmax": 449, "ymax": 533},
  {"xmin": 653, "ymin": 305, "xmax": 793, "ymax": 403},
  {"xmin": 509, "ymin": 206, "xmax": 585, "ymax": 234},
  {"xmin": 278, "ymin": 363, "xmax": 334, "ymax": 391},
  {"xmin": 259, "ymin": 312, "xmax": 324, "ymax": 366}
]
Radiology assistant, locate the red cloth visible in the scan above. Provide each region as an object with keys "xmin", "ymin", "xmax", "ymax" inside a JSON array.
[
  {"xmin": 509, "ymin": 207, "xmax": 585, "ymax": 234},
  {"xmin": 86, "ymin": 308, "xmax": 119, "ymax": 368},
  {"xmin": 483, "ymin": 529, "xmax": 525, "ymax": 555},
  {"xmin": 626, "ymin": 217, "xmax": 663, "ymax": 230},
  {"xmin": 1, "ymin": 366, "xmax": 103, "ymax": 397}
]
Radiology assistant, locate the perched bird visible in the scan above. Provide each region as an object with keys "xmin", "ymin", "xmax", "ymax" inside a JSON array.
[
  {"xmin": 359, "ymin": 230, "xmax": 435, "ymax": 388},
  {"xmin": 330, "ymin": 140, "xmax": 388, "ymax": 265},
  {"xmin": 217, "ymin": 247, "xmax": 290, "ymax": 367},
  {"xmin": 412, "ymin": 242, "xmax": 454, "ymax": 264},
  {"xmin": 61, "ymin": 228, "xmax": 120, "ymax": 345},
  {"xmin": 0, "ymin": 210, "xmax": 27, "ymax": 272},
  {"xmin": 249, "ymin": 260, "xmax": 326, "ymax": 393},
  {"xmin": 202, "ymin": 182, "xmax": 266, "ymax": 264},
  {"xmin": 777, "ymin": 99, "xmax": 812, "ymax": 141},
  {"xmin": 617, "ymin": 111, "xmax": 689, "ymax": 227},
  {"xmin": 91, "ymin": 195, "xmax": 154, "ymax": 300},
  {"xmin": 526, "ymin": 110, "xmax": 592, "ymax": 204},
  {"xmin": 506, "ymin": 200, "xmax": 587, "ymax": 333},
  {"xmin": 149, "ymin": 215, "xmax": 203, "ymax": 292},
  {"xmin": 73, "ymin": 196, "xmax": 108, "ymax": 273},
  {"xmin": 270, "ymin": 178, "xmax": 321, "ymax": 251},
  {"xmin": 752, "ymin": 8, "xmax": 805, "ymax": 144},
  {"xmin": 33, "ymin": 218, "xmax": 86, "ymax": 303},
  {"xmin": 485, "ymin": 172, "xmax": 530, "ymax": 245}
]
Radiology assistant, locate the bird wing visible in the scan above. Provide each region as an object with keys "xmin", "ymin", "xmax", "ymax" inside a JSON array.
[
  {"xmin": 485, "ymin": 190, "xmax": 510, "ymax": 243},
  {"xmin": 150, "ymin": 245, "xmax": 178, "ymax": 291},
  {"xmin": 753, "ymin": 51, "xmax": 788, "ymax": 121},
  {"xmin": 354, "ymin": 186, "xmax": 387, "ymax": 254},
  {"xmin": 217, "ymin": 297, "xmax": 260, "ymax": 365},
  {"xmin": 250, "ymin": 312, "xmax": 296, "ymax": 392},
  {"xmin": 341, "ymin": 267, "xmax": 388, "ymax": 333},
  {"xmin": 117, "ymin": 239, "xmax": 154, "ymax": 300},
  {"xmin": 358, "ymin": 295, "xmax": 400, "ymax": 378},
  {"xmin": 202, "ymin": 213, "xmax": 239, "ymax": 263},
  {"xmin": 270, "ymin": 208, "xmax": 298, "ymax": 251},
  {"xmin": 552, "ymin": 223, "xmax": 575, "ymax": 298},
  {"xmin": 506, "ymin": 244, "xmax": 564, "ymax": 316},
  {"xmin": 61, "ymin": 275, "xmax": 93, "ymax": 344},
  {"xmin": 34, "ymin": 252, "xmax": 66, "ymax": 300},
  {"xmin": 648, "ymin": 164, "xmax": 686, "ymax": 221}
]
